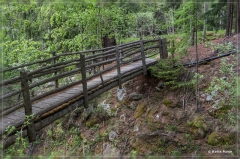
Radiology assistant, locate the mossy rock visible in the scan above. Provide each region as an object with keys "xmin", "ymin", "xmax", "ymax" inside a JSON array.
[
  {"xmin": 147, "ymin": 122, "xmax": 162, "ymax": 131},
  {"xmin": 86, "ymin": 117, "xmax": 98, "ymax": 127},
  {"xmin": 190, "ymin": 127, "xmax": 205, "ymax": 140},
  {"xmin": 208, "ymin": 105, "xmax": 232, "ymax": 119},
  {"xmin": 130, "ymin": 137, "xmax": 162, "ymax": 155},
  {"xmin": 163, "ymin": 99, "xmax": 173, "ymax": 107},
  {"xmin": 188, "ymin": 115, "xmax": 209, "ymax": 139},
  {"xmin": 207, "ymin": 132, "xmax": 235, "ymax": 146},
  {"xmin": 163, "ymin": 99, "xmax": 181, "ymax": 108},
  {"xmin": 147, "ymin": 107, "xmax": 158, "ymax": 122},
  {"xmin": 134, "ymin": 101, "xmax": 146, "ymax": 119}
]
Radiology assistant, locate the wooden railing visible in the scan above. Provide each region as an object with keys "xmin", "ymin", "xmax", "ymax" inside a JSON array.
[{"xmin": 1, "ymin": 38, "xmax": 168, "ymax": 143}]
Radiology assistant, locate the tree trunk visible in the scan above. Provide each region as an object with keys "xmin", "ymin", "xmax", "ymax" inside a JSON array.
[
  {"xmin": 190, "ymin": 19, "xmax": 195, "ymax": 46},
  {"xmin": 226, "ymin": 1, "xmax": 234, "ymax": 36},
  {"xmin": 235, "ymin": 0, "xmax": 240, "ymax": 33},
  {"xmin": 230, "ymin": 2, "xmax": 234, "ymax": 34},
  {"xmin": 102, "ymin": 35, "xmax": 116, "ymax": 48},
  {"xmin": 171, "ymin": 7, "xmax": 175, "ymax": 34},
  {"xmin": 202, "ymin": 2, "xmax": 207, "ymax": 43}
]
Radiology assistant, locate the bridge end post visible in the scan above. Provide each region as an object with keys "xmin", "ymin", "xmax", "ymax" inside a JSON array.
[
  {"xmin": 158, "ymin": 38, "xmax": 163, "ymax": 59},
  {"xmin": 20, "ymin": 70, "xmax": 36, "ymax": 143},
  {"xmin": 80, "ymin": 54, "xmax": 89, "ymax": 109},
  {"xmin": 162, "ymin": 38, "xmax": 168, "ymax": 59},
  {"xmin": 158, "ymin": 38, "xmax": 168, "ymax": 59}
]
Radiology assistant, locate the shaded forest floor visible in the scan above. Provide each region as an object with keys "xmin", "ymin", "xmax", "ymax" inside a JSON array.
[{"xmin": 5, "ymin": 33, "xmax": 239, "ymax": 158}]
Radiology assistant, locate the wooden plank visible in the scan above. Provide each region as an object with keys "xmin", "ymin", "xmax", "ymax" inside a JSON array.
[
  {"xmin": 64, "ymin": 89, "xmax": 80, "ymax": 94},
  {"xmin": 4, "ymin": 109, "xmax": 25, "ymax": 118}
]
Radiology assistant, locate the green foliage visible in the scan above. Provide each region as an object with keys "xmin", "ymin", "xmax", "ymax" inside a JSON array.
[
  {"xmin": 206, "ymin": 56, "xmax": 236, "ymax": 108},
  {"xmin": 149, "ymin": 57, "xmax": 201, "ymax": 89},
  {"xmin": 5, "ymin": 114, "xmax": 36, "ymax": 156},
  {"xmin": 205, "ymin": 41, "xmax": 236, "ymax": 55}
]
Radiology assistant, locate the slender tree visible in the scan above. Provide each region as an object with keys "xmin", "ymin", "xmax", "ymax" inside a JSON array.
[
  {"xmin": 195, "ymin": 3, "xmax": 199, "ymax": 111},
  {"xmin": 235, "ymin": 0, "xmax": 240, "ymax": 33},
  {"xmin": 226, "ymin": 0, "xmax": 234, "ymax": 36},
  {"xmin": 202, "ymin": 2, "xmax": 208, "ymax": 43}
]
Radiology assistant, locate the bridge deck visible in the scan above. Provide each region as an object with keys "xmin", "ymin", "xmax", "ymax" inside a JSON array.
[{"xmin": 1, "ymin": 58, "xmax": 157, "ymax": 135}]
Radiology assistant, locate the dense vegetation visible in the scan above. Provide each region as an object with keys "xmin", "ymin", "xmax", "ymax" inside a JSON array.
[
  {"xmin": 1, "ymin": 0, "xmax": 239, "ymax": 158},
  {"xmin": 2, "ymin": 0, "xmax": 239, "ymax": 72}
]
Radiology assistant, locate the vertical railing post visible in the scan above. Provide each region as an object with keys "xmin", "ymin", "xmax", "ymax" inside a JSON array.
[
  {"xmin": 162, "ymin": 38, "xmax": 168, "ymax": 59},
  {"xmin": 158, "ymin": 38, "xmax": 163, "ymax": 59},
  {"xmin": 20, "ymin": 70, "xmax": 36, "ymax": 142},
  {"xmin": 119, "ymin": 42, "xmax": 123, "ymax": 64},
  {"xmin": 80, "ymin": 54, "xmax": 89, "ymax": 108},
  {"xmin": 53, "ymin": 52, "xmax": 59, "ymax": 88},
  {"xmin": 91, "ymin": 46, "xmax": 97, "ymax": 74},
  {"xmin": 140, "ymin": 38, "xmax": 147, "ymax": 75},
  {"xmin": 115, "ymin": 46, "xmax": 122, "ymax": 89}
]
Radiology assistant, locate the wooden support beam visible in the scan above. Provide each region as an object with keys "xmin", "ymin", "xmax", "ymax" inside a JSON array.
[
  {"xmin": 140, "ymin": 39, "xmax": 147, "ymax": 75},
  {"xmin": 115, "ymin": 46, "xmax": 122, "ymax": 89},
  {"xmin": 100, "ymin": 74, "xmax": 105, "ymax": 86},
  {"xmin": 20, "ymin": 70, "xmax": 36, "ymax": 142},
  {"xmin": 80, "ymin": 54, "xmax": 89, "ymax": 108}
]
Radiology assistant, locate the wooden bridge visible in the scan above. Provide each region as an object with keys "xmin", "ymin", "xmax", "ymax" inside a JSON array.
[{"xmin": 1, "ymin": 38, "xmax": 168, "ymax": 149}]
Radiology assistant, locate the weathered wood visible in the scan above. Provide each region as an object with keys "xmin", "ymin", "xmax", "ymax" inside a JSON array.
[
  {"xmin": 0, "ymin": 89, "xmax": 22, "ymax": 101},
  {"xmin": 115, "ymin": 46, "xmax": 122, "ymax": 89},
  {"xmin": 20, "ymin": 71, "xmax": 36, "ymax": 142},
  {"xmin": 28, "ymin": 58, "xmax": 80, "ymax": 76},
  {"xmin": 85, "ymin": 52, "xmax": 116, "ymax": 63},
  {"xmin": 86, "ymin": 64, "xmax": 117, "ymax": 81},
  {"xmin": 158, "ymin": 38, "xmax": 163, "ymax": 59},
  {"xmin": 80, "ymin": 54, "xmax": 88, "ymax": 108},
  {"xmin": 2, "ymin": 58, "xmax": 159, "ymax": 148},
  {"xmin": 2, "ymin": 38, "xmax": 169, "ymax": 145},
  {"xmin": 100, "ymin": 74, "xmax": 105, "ymax": 86},
  {"xmin": 144, "ymin": 45, "xmax": 159, "ymax": 52},
  {"xmin": 53, "ymin": 53, "xmax": 59, "ymax": 88},
  {"xmin": 146, "ymin": 52, "xmax": 159, "ymax": 58},
  {"xmin": 121, "ymin": 56, "xmax": 142, "ymax": 65},
  {"xmin": 140, "ymin": 39, "xmax": 147, "ymax": 75},
  {"xmin": 2, "ymin": 40, "xmax": 140, "ymax": 74},
  {"xmin": 121, "ymin": 48, "xmax": 141, "ymax": 59},
  {"xmin": 91, "ymin": 47, "xmax": 97, "ymax": 74},
  {"xmin": 31, "ymin": 62, "xmax": 78, "ymax": 78},
  {"xmin": 162, "ymin": 38, "xmax": 168, "ymax": 59},
  {"xmin": 143, "ymin": 39, "xmax": 159, "ymax": 44},
  {"xmin": 86, "ymin": 58, "xmax": 115, "ymax": 69},
  {"xmin": 120, "ymin": 45, "xmax": 140, "ymax": 56},
  {"xmin": 29, "ymin": 68, "xmax": 81, "ymax": 89},
  {"xmin": 0, "ymin": 76, "xmax": 21, "ymax": 87}
]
